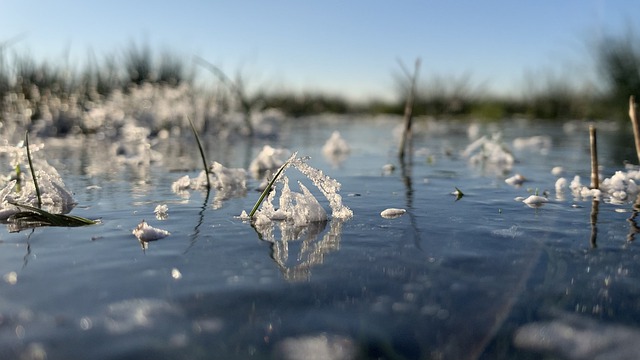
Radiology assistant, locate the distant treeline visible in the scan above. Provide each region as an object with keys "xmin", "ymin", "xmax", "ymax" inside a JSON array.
[{"xmin": 1, "ymin": 32, "xmax": 640, "ymax": 122}]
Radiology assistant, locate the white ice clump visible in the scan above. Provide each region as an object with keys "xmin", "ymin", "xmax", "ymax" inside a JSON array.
[
  {"xmin": 249, "ymin": 145, "xmax": 291, "ymax": 179},
  {"xmin": 555, "ymin": 177, "xmax": 568, "ymax": 200},
  {"xmin": 598, "ymin": 170, "xmax": 640, "ymax": 203},
  {"xmin": 256, "ymin": 177, "xmax": 327, "ymax": 226},
  {"xmin": 154, "ymin": 204, "xmax": 168, "ymax": 220},
  {"xmin": 522, "ymin": 195, "xmax": 548, "ymax": 208},
  {"xmin": 0, "ymin": 162, "xmax": 76, "ymax": 220},
  {"xmin": 512, "ymin": 135, "xmax": 552, "ymax": 153},
  {"xmin": 380, "ymin": 208, "xmax": 406, "ymax": 219},
  {"xmin": 505, "ymin": 174, "xmax": 526, "ymax": 186},
  {"xmin": 290, "ymin": 156, "xmax": 353, "ymax": 220},
  {"xmin": 322, "ymin": 131, "xmax": 350, "ymax": 166},
  {"xmin": 171, "ymin": 161, "xmax": 247, "ymax": 207},
  {"xmin": 251, "ymin": 153, "xmax": 352, "ymax": 225},
  {"xmin": 132, "ymin": 220, "xmax": 170, "ymax": 242},
  {"xmin": 463, "ymin": 133, "xmax": 514, "ymax": 171}
]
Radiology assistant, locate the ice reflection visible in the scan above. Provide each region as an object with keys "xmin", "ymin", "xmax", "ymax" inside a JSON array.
[{"xmin": 253, "ymin": 219, "xmax": 345, "ymax": 282}]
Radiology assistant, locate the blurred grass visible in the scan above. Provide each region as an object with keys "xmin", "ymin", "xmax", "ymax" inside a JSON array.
[{"xmin": 0, "ymin": 32, "xmax": 639, "ymax": 127}]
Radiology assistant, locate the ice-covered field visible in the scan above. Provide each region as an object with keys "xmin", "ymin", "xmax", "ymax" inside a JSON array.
[{"xmin": 2, "ymin": 85, "xmax": 640, "ymax": 359}]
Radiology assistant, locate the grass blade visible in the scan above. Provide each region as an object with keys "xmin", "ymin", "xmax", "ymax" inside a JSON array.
[
  {"xmin": 8, "ymin": 202, "xmax": 98, "ymax": 228},
  {"xmin": 248, "ymin": 158, "xmax": 292, "ymax": 218},
  {"xmin": 25, "ymin": 131, "xmax": 42, "ymax": 209},
  {"xmin": 187, "ymin": 116, "xmax": 211, "ymax": 190}
]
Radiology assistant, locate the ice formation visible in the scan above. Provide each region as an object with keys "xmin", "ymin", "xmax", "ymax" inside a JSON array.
[
  {"xmin": 249, "ymin": 145, "xmax": 291, "ymax": 179},
  {"xmin": 522, "ymin": 195, "xmax": 548, "ymax": 208},
  {"xmin": 512, "ymin": 135, "xmax": 552, "ymax": 153},
  {"xmin": 463, "ymin": 133, "xmax": 514, "ymax": 171},
  {"xmin": 505, "ymin": 173, "xmax": 526, "ymax": 186},
  {"xmin": 250, "ymin": 153, "xmax": 352, "ymax": 225},
  {"xmin": 154, "ymin": 204, "xmax": 169, "ymax": 220},
  {"xmin": 0, "ymin": 159, "xmax": 76, "ymax": 220},
  {"xmin": 322, "ymin": 131, "xmax": 350, "ymax": 166},
  {"xmin": 380, "ymin": 208, "xmax": 406, "ymax": 219},
  {"xmin": 289, "ymin": 156, "xmax": 353, "ymax": 220},
  {"xmin": 132, "ymin": 220, "xmax": 170, "ymax": 242},
  {"xmin": 254, "ymin": 177, "xmax": 328, "ymax": 226},
  {"xmin": 171, "ymin": 161, "xmax": 247, "ymax": 207}
]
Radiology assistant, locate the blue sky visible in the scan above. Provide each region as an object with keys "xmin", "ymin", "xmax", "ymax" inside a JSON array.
[{"xmin": 0, "ymin": 1, "xmax": 636, "ymax": 101}]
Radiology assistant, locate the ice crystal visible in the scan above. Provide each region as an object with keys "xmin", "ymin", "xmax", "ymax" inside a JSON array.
[{"xmin": 289, "ymin": 157, "xmax": 353, "ymax": 220}]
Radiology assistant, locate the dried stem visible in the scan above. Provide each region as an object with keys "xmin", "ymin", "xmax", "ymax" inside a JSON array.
[
  {"xmin": 398, "ymin": 58, "xmax": 421, "ymax": 160},
  {"xmin": 629, "ymin": 95, "xmax": 640, "ymax": 164},
  {"xmin": 589, "ymin": 125, "xmax": 599, "ymax": 189}
]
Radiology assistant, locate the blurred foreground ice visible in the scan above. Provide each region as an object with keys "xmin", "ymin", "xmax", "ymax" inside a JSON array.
[{"xmin": 514, "ymin": 311, "xmax": 640, "ymax": 360}]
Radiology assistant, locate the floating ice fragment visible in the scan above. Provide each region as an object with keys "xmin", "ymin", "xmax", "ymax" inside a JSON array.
[
  {"xmin": 522, "ymin": 195, "xmax": 548, "ymax": 208},
  {"xmin": 322, "ymin": 131, "xmax": 350, "ymax": 166},
  {"xmin": 154, "ymin": 204, "xmax": 168, "ymax": 220},
  {"xmin": 513, "ymin": 135, "xmax": 552, "ymax": 152},
  {"xmin": 380, "ymin": 208, "xmax": 406, "ymax": 219},
  {"xmin": 171, "ymin": 175, "xmax": 191, "ymax": 193},
  {"xmin": 382, "ymin": 163, "xmax": 395, "ymax": 175},
  {"xmin": 132, "ymin": 220, "xmax": 170, "ymax": 242},
  {"xmin": 249, "ymin": 145, "xmax": 291, "ymax": 178},
  {"xmin": 505, "ymin": 173, "xmax": 526, "ymax": 186},
  {"xmin": 463, "ymin": 133, "xmax": 514, "ymax": 171}
]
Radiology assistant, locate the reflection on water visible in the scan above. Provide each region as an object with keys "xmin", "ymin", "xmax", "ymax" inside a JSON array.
[
  {"xmin": 628, "ymin": 193, "xmax": 640, "ymax": 243},
  {"xmin": 253, "ymin": 219, "xmax": 344, "ymax": 282}
]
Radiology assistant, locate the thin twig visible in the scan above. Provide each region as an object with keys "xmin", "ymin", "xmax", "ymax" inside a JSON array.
[{"xmin": 398, "ymin": 58, "xmax": 421, "ymax": 160}]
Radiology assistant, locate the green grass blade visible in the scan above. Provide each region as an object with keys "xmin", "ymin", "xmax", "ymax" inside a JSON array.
[
  {"xmin": 187, "ymin": 116, "xmax": 211, "ymax": 190},
  {"xmin": 8, "ymin": 202, "xmax": 98, "ymax": 227},
  {"xmin": 25, "ymin": 131, "xmax": 42, "ymax": 209},
  {"xmin": 248, "ymin": 159, "xmax": 291, "ymax": 218}
]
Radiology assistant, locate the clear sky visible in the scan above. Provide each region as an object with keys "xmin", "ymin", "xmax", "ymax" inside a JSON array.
[{"xmin": 0, "ymin": 1, "xmax": 636, "ymax": 101}]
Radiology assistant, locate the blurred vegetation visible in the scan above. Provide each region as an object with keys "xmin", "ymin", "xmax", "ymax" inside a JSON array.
[{"xmin": 0, "ymin": 31, "xmax": 639, "ymax": 130}]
